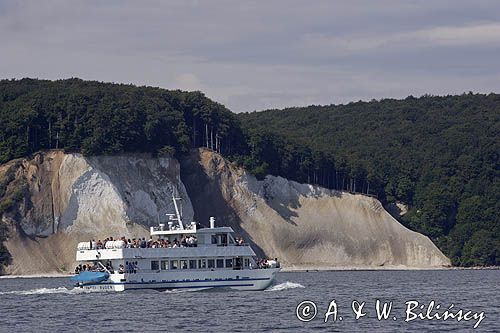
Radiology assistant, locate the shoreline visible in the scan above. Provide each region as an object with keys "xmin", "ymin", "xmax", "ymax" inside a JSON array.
[
  {"xmin": 280, "ymin": 265, "xmax": 500, "ymax": 272},
  {"xmin": 0, "ymin": 273, "xmax": 73, "ymax": 279},
  {"xmin": 1, "ymin": 266, "xmax": 498, "ymax": 278}
]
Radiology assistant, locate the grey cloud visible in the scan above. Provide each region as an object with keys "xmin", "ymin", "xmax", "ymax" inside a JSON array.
[{"xmin": 0, "ymin": 0, "xmax": 499, "ymax": 112}]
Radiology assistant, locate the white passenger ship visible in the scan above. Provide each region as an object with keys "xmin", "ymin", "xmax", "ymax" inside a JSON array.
[{"xmin": 71, "ymin": 197, "xmax": 280, "ymax": 291}]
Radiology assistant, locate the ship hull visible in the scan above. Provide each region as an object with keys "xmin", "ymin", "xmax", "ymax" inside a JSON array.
[{"xmin": 78, "ymin": 268, "xmax": 280, "ymax": 292}]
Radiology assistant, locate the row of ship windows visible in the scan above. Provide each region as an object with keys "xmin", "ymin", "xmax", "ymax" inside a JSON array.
[{"xmin": 150, "ymin": 258, "xmax": 250, "ymax": 270}]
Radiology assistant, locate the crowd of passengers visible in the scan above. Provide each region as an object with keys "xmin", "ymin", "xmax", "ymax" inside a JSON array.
[
  {"xmin": 75, "ymin": 257, "xmax": 276, "ymax": 274},
  {"xmin": 74, "ymin": 261, "xmax": 114, "ymax": 274},
  {"xmin": 74, "ymin": 260, "xmax": 138, "ymax": 274},
  {"xmin": 90, "ymin": 235, "xmax": 198, "ymax": 249},
  {"xmin": 87, "ymin": 235, "xmax": 250, "ymax": 249}
]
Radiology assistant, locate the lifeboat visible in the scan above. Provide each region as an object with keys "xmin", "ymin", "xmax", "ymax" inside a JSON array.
[{"xmin": 71, "ymin": 271, "xmax": 109, "ymax": 285}]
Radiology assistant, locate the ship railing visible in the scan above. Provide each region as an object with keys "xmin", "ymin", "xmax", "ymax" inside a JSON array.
[
  {"xmin": 77, "ymin": 241, "xmax": 126, "ymax": 250},
  {"xmin": 151, "ymin": 222, "xmax": 197, "ymax": 233}
]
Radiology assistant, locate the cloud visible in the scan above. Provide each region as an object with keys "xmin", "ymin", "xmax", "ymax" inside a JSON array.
[
  {"xmin": 173, "ymin": 73, "xmax": 204, "ymax": 92},
  {"xmin": 0, "ymin": 1, "xmax": 499, "ymax": 112},
  {"xmin": 415, "ymin": 23, "xmax": 500, "ymax": 46},
  {"xmin": 298, "ymin": 22, "xmax": 500, "ymax": 58}
]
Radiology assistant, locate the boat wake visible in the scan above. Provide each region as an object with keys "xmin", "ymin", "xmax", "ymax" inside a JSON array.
[
  {"xmin": 0, "ymin": 287, "xmax": 103, "ymax": 295},
  {"xmin": 163, "ymin": 287, "xmax": 212, "ymax": 293},
  {"xmin": 266, "ymin": 281, "xmax": 305, "ymax": 291}
]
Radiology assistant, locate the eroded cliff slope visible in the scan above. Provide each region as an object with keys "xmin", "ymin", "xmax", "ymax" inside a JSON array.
[
  {"xmin": 0, "ymin": 151, "xmax": 193, "ymax": 274},
  {"xmin": 181, "ymin": 149, "xmax": 450, "ymax": 269},
  {"xmin": 0, "ymin": 149, "xmax": 450, "ymax": 275}
]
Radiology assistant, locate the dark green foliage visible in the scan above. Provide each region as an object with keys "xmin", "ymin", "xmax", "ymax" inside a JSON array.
[
  {"xmin": 0, "ymin": 239, "xmax": 10, "ymax": 274},
  {"xmin": 0, "ymin": 78, "xmax": 246, "ymax": 272},
  {"xmin": 461, "ymin": 230, "xmax": 499, "ymax": 266},
  {"xmin": 0, "ymin": 78, "xmax": 498, "ymax": 267},
  {"xmin": 158, "ymin": 145, "xmax": 176, "ymax": 157},
  {"xmin": 0, "ymin": 163, "xmax": 18, "ymax": 198},
  {"xmin": 0, "ymin": 172, "xmax": 27, "ymax": 271},
  {"xmin": 0, "ymin": 78, "xmax": 242, "ymax": 162},
  {"xmin": 239, "ymin": 94, "xmax": 500, "ymax": 266},
  {"xmin": 0, "ymin": 198, "xmax": 14, "ymax": 215},
  {"xmin": 0, "ymin": 207, "xmax": 10, "ymax": 273}
]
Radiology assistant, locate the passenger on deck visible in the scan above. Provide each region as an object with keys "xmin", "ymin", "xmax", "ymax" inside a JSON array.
[
  {"xmin": 105, "ymin": 261, "xmax": 114, "ymax": 273},
  {"xmin": 172, "ymin": 238, "xmax": 179, "ymax": 248},
  {"xmin": 186, "ymin": 235, "xmax": 197, "ymax": 247},
  {"xmin": 83, "ymin": 234, "xmax": 203, "ymax": 249},
  {"xmin": 235, "ymin": 236, "xmax": 244, "ymax": 246}
]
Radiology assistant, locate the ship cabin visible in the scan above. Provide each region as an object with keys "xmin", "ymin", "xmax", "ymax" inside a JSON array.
[{"xmin": 75, "ymin": 217, "xmax": 273, "ymax": 275}]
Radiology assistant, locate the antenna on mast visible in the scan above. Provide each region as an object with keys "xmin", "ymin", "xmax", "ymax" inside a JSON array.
[{"xmin": 171, "ymin": 193, "xmax": 184, "ymax": 230}]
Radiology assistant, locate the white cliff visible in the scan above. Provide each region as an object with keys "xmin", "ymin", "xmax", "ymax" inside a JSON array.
[
  {"xmin": 0, "ymin": 149, "xmax": 450, "ymax": 275},
  {"xmin": 180, "ymin": 149, "xmax": 451, "ymax": 269},
  {"xmin": 1, "ymin": 151, "xmax": 193, "ymax": 274}
]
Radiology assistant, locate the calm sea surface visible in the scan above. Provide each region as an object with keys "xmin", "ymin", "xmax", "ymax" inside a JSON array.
[{"xmin": 0, "ymin": 270, "xmax": 498, "ymax": 332}]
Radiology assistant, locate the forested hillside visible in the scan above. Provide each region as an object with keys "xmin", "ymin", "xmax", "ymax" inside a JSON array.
[
  {"xmin": 0, "ymin": 78, "xmax": 245, "ymax": 164},
  {"xmin": 0, "ymin": 78, "xmax": 248, "ymax": 272},
  {"xmin": 239, "ymin": 95, "xmax": 499, "ymax": 266},
  {"xmin": 0, "ymin": 79, "xmax": 498, "ymax": 267}
]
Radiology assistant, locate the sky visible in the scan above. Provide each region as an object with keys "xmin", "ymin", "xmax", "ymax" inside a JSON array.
[{"xmin": 1, "ymin": 0, "xmax": 499, "ymax": 112}]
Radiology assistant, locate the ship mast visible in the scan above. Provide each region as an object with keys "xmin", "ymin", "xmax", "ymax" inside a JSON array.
[{"xmin": 166, "ymin": 193, "xmax": 184, "ymax": 230}]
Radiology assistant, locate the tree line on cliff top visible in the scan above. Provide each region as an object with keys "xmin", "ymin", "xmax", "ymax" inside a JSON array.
[
  {"xmin": 0, "ymin": 78, "xmax": 498, "ymax": 268},
  {"xmin": 238, "ymin": 94, "xmax": 499, "ymax": 267}
]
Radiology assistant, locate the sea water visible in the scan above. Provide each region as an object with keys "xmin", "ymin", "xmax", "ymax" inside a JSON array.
[{"xmin": 0, "ymin": 270, "xmax": 498, "ymax": 332}]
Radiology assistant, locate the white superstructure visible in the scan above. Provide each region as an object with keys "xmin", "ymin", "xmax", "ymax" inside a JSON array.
[{"xmin": 72, "ymin": 196, "xmax": 280, "ymax": 291}]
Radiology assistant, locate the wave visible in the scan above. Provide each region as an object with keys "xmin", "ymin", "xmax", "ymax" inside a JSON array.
[
  {"xmin": 163, "ymin": 287, "xmax": 213, "ymax": 293},
  {"xmin": 0, "ymin": 282, "xmax": 305, "ymax": 295},
  {"xmin": 266, "ymin": 281, "xmax": 305, "ymax": 291},
  {"xmin": 0, "ymin": 274, "xmax": 72, "ymax": 279},
  {"xmin": 0, "ymin": 287, "xmax": 103, "ymax": 295}
]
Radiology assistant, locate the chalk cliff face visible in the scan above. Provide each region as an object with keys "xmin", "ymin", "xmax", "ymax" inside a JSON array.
[
  {"xmin": 0, "ymin": 149, "xmax": 450, "ymax": 275},
  {"xmin": 181, "ymin": 150, "xmax": 450, "ymax": 269},
  {"xmin": 0, "ymin": 151, "xmax": 193, "ymax": 275}
]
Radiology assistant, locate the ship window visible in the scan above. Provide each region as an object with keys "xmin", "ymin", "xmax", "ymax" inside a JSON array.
[
  {"xmin": 225, "ymin": 259, "xmax": 233, "ymax": 268},
  {"xmin": 207, "ymin": 259, "xmax": 215, "ymax": 268},
  {"xmin": 180, "ymin": 260, "xmax": 188, "ymax": 269},
  {"xmin": 161, "ymin": 260, "xmax": 169, "ymax": 270},
  {"xmin": 244, "ymin": 258, "xmax": 250, "ymax": 267},
  {"xmin": 151, "ymin": 260, "xmax": 159, "ymax": 270},
  {"xmin": 220, "ymin": 234, "xmax": 227, "ymax": 245},
  {"xmin": 189, "ymin": 260, "xmax": 197, "ymax": 269},
  {"xmin": 216, "ymin": 259, "xmax": 224, "ymax": 268},
  {"xmin": 198, "ymin": 259, "xmax": 206, "ymax": 269},
  {"xmin": 211, "ymin": 235, "xmax": 217, "ymax": 244},
  {"xmin": 170, "ymin": 260, "xmax": 179, "ymax": 269},
  {"xmin": 234, "ymin": 257, "xmax": 242, "ymax": 269}
]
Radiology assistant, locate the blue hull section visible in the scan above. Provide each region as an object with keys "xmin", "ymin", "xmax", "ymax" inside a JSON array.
[{"xmin": 71, "ymin": 271, "xmax": 109, "ymax": 284}]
